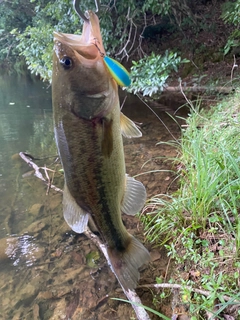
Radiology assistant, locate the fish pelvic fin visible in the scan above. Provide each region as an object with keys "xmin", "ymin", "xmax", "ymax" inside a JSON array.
[
  {"xmin": 108, "ymin": 235, "xmax": 150, "ymax": 290},
  {"xmin": 63, "ymin": 185, "xmax": 88, "ymax": 233},
  {"xmin": 120, "ymin": 112, "xmax": 142, "ymax": 138},
  {"xmin": 121, "ymin": 175, "xmax": 147, "ymax": 216}
]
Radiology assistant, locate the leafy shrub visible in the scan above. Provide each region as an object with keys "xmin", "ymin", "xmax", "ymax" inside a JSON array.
[
  {"xmin": 127, "ymin": 51, "xmax": 185, "ymax": 96},
  {"xmin": 221, "ymin": 0, "xmax": 240, "ymax": 55}
]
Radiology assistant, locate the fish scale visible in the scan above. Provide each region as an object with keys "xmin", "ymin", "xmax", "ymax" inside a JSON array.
[
  {"xmin": 52, "ymin": 10, "xmax": 150, "ymax": 289},
  {"xmin": 58, "ymin": 106, "xmax": 128, "ymax": 245}
]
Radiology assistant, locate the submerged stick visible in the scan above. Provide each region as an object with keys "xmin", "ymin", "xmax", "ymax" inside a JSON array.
[
  {"xmin": 18, "ymin": 152, "xmax": 151, "ymax": 320},
  {"xmin": 19, "ymin": 152, "xmax": 63, "ymax": 194},
  {"xmin": 84, "ymin": 228, "xmax": 151, "ymax": 320}
]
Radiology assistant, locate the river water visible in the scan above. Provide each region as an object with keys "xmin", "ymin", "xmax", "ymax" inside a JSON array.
[{"xmin": 0, "ymin": 75, "xmax": 184, "ymax": 319}]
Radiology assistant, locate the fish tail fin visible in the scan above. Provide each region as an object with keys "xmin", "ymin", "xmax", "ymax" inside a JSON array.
[{"xmin": 108, "ymin": 236, "xmax": 150, "ymax": 290}]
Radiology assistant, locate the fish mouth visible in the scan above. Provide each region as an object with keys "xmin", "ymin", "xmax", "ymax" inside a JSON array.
[{"xmin": 54, "ymin": 10, "xmax": 105, "ymax": 60}]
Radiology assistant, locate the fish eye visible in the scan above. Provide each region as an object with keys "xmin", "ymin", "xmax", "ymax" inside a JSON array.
[{"xmin": 60, "ymin": 56, "xmax": 73, "ymax": 69}]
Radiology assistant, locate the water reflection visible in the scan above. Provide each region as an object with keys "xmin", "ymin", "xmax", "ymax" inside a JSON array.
[
  {"xmin": 0, "ymin": 75, "xmax": 54, "ymax": 239},
  {"xmin": 2, "ymin": 234, "xmax": 40, "ymax": 268},
  {"xmin": 0, "ymin": 75, "xmax": 53, "ymax": 175}
]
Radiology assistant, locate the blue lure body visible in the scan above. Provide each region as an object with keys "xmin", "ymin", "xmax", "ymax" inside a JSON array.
[{"xmin": 103, "ymin": 56, "xmax": 131, "ymax": 87}]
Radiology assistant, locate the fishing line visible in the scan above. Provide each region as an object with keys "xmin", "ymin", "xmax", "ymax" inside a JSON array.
[
  {"xmin": 120, "ymin": 95, "xmax": 127, "ymax": 111},
  {"xmin": 136, "ymin": 93, "xmax": 178, "ymax": 142}
]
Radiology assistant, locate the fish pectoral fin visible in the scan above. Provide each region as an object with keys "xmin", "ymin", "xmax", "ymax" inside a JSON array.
[
  {"xmin": 108, "ymin": 235, "xmax": 150, "ymax": 290},
  {"xmin": 121, "ymin": 175, "xmax": 147, "ymax": 216},
  {"xmin": 63, "ymin": 185, "xmax": 88, "ymax": 233},
  {"xmin": 120, "ymin": 112, "xmax": 142, "ymax": 138}
]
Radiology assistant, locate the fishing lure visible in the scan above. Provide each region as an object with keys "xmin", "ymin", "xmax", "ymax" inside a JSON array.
[
  {"xmin": 103, "ymin": 55, "xmax": 131, "ymax": 87},
  {"xmin": 73, "ymin": 0, "xmax": 131, "ymax": 87},
  {"xmin": 93, "ymin": 40, "xmax": 131, "ymax": 87}
]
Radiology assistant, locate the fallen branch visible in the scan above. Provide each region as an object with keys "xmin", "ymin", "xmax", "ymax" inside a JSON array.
[
  {"xmin": 19, "ymin": 152, "xmax": 151, "ymax": 320},
  {"xmin": 19, "ymin": 152, "xmax": 63, "ymax": 194},
  {"xmin": 84, "ymin": 228, "xmax": 151, "ymax": 320},
  {"xmin": 140, "ymin": 283, "xmax": 240, "ymax": 305},
  {"xmin": 164, "ymin": 86, "xmax": 234, "ymax": 94}
]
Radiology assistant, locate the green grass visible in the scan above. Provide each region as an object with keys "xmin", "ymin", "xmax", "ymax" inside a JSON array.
[{"xmin": 142, "ymin": 92, "xmax": 240, "ymax": 318}]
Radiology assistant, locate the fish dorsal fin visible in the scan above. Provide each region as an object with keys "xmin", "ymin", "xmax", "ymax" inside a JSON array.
[
  {"xmin": 121, "ymin": 175, "xmax": 147, "ymax": 216},
  {"xmin": 63, "ymin": 185, "xmax": 88, "ymax": 233},
  {"xmin": 120, "ymin": 112, "xmax": 142, "ymax": 138}
]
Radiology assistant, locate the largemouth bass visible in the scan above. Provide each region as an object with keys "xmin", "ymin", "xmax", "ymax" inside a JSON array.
[{"xmin": 52, "ymin": 11, "xmax": 150, "ymax": 290}]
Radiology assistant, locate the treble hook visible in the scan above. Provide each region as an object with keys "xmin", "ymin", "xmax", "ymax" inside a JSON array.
[{"xmin": 73, "ymin": 0, "xmax": 100, "ymax": 23}]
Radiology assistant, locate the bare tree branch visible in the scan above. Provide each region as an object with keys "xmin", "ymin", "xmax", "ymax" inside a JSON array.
[{"xmin": 140, "ymin": 283, "xmax": 240, "ymax": 305}]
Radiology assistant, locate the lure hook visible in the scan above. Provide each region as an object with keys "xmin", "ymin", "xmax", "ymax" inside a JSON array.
[{"xmin": 73, "ymin": 0, "xmax": 100, "ymax": 23}]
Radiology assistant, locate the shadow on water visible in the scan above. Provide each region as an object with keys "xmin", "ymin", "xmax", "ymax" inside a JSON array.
[{"xmin": 0, "ymin": 75, "xmax": 187, "ymax": 319}]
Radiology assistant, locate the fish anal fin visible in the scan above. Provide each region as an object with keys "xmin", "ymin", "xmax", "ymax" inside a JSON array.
[
  {"xmin": 120, "ymin": 112, "xmax": 142, "ymax": 138},
  {"xmin": 121, "ymin": 175, "xmax": 147, "ymax": 216},
  {"xmin": 108, "ymin": 235, "xmax": 150, "ymax": 290},
  {"xmin": 63, "ymin": 185, "xmax": 88, "ymax": 233}
]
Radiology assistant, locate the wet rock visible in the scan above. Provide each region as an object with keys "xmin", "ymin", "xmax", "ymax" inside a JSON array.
[
  {"xmin": 65, "ymin": 289, "xmax": 80, "ymax": 319},
  {"xmin": 49, "ymin": 299, "xmax": 67, "ymax": 320},
  {"xmin": 71, "ymin": 251, "xmax": 84, "ymax": 264},
  {"xmin": 0, "ymin": 237, "xmax": 18, "ymax": 261},
  {"xmin": 117, "ymin": 304, "xmax": 135, "ymax": 318},
  {"xmin": 2, "ymin": 297, "xmax": 10, "ymax": 308},
  {"xmin": 22, "ymin": 170, "xmax": 35, "ymax": 178},
  {"xmin": 0, "ymin": 237, "xmax": 10, "ymax": 261},
  {"xmin": 20, "ymin": 283, "xmax": 37, "ymax": 302},
  {"xmin": 12, "ymin": 311, "xmax": 23, "ymax": 320},
  {"xmin": 53, "ymin": 287, "xmax": 71, "ymax": 299},
  {"xmin": 57, "ymin": 267, "xmax": 87, "ymax": 284},
  {"xmin": 11, "ymin": 153, "xmax": 27, "ymax": 169},
  {"xmin": 36, "ymin": 291, "xmax": 53, "ymax": 300},
  {"xmin": 32, "ymin": 245, "xmax": 45, "ymax": 261},
  {"xmin": 48, "ymin": 193, "xmax": 62, "ymax": 211},
  {"xmin": 33, "ymin": 303, "xmax": 40, "ymax": 320},
  {"xmin": 29, "ymin": 203, "xmax": 44, "ymax": 215},
  {"xmin": 11, "ymin": 153, "xmax": 21, "ymax": 161},
  {"xmin": 72, "ymin": 307, "xmax": 93, "ymax": 320},
  {"xmin": 23, "ymin": 219, "xmax": 47, "ymax": 233},
  {"xmin": 51, "ymin": 247, "xmax": 63, "ymax": 258}
]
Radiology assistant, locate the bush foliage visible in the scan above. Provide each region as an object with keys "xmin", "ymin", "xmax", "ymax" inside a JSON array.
[
  {"xmin": 0, "ymin": 0, "xmax": 204, "ymax": 90},
  {"xmin": 1, "ymin": 0, "xmax": 240, "ymax": 92}
]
